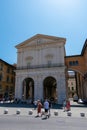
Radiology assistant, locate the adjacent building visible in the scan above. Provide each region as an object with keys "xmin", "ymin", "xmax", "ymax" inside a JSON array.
[
  {"xmin": 67, "ymin": 71, "xmax": 76, "ymax": 98},
  {"xmin": 65, "ymin": 39, "xmax": 87, "ymax": 100},
  {"xmin": 0, "ymin": 59, "xmax": 16, "ymax": 100}
]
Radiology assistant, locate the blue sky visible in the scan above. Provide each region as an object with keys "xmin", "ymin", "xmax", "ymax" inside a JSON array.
[{"xmin": 0, "ymin": 0, "xmax": 87, "ymax": 64}]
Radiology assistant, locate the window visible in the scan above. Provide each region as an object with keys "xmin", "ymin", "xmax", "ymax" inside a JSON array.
[
  {"xmin": 0, "ymin": 64, "xmax": 3, "ymax": 70},
  {"xmin": 69, "ymin": 61, "xmax": 73, "ymax": 66},
  {"xmin": 75, "ymin": 61, "xmax": 78, "ymax": 65},
  {"xmin": 71, "ymin": 82, "xmax": 73, "ymax": 85},
  {"xmin": 45, "ymin": 54, "xmax": 53, "ymax": 66},
  {"xmin": 9, "ymin": 86, "xmax": 14, "ymax": 94},
  {"xmin": 68, "ymin": 87, "xmax": 70, "ymax": 91},
  {"xmin": 11, "ymin": 77, "xmax": 14, "ymax": 83},
  {"xmin": 7, "ymin": 67, "xmax": 10, "ymax": 73},
  {"xmin": 69, "ymin": 60, "xmax": 79, "ymax": 66},
  {"xmin": 0, "ymin": 73, "xmax": 2, "ymax": 81},
  {"xmin": 0, "ymin": 85, "xmax": 2, "ymax": 90},
  {"xmin": 7, "ymin": 76, "xmax": 10, "ymax": 82},
  {"xmin": 5, "ymin": 86, "xmax": 9, "ymax": 91},
  {"xmin": 26, "ymin": 56, "xmax": 33, "ymax": 67},
  {"xmin": 72, "ymin": 87, "xmax": 74, "ymax": 90},
  {"xmin": 73, "ymin": 61, "xmax": 75, "ymax": 65}
]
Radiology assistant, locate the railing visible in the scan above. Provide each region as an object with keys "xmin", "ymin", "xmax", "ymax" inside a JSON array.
[{"xmin": 16, "ymin": 63, "xmax": 65, "ymax": 70}]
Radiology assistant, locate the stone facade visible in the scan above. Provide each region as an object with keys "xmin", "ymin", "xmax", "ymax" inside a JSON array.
[
  {"xmin": 0, "ymin": 59, "xmax": 16, "ymax": 100},
  {"xmin": 68, "ymin": 72, "xmax": 76, "ymax": 98},
  {"xmin": 15, "ymin": 34, "xmax": 66, "ymax": 104}
]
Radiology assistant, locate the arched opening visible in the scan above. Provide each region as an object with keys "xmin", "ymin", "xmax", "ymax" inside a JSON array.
[
  {"xmin": 83, "ymin": 80, "xmax": 87, "ymax": 99},
  {"xmin": 43, "ymin": 76, "xmax": 57, "ymax": 102},
  {"xmin": 67, "ymin": 69, "xmax": 84, "ymax": 101},
  {"xmin": 82, "ymin": 71, "xmax": 87, "ymax": 100},
  {"xmin": 22, "ymin": 78, "xmax": 34, "ymax": 102}
]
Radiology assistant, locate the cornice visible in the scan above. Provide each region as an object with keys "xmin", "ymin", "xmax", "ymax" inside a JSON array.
[
  {"xmin": 0, "ymin": 58, "xmax": 16, "ymax": 68},
  {"xmin": 15, "ymin": 34, "xmax": 66, "ymax": 49}
]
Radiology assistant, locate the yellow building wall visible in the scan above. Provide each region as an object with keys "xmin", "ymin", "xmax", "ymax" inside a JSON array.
[{"xmin": 0, "ymin": 60, "xmax": 15, "ymax": 100}]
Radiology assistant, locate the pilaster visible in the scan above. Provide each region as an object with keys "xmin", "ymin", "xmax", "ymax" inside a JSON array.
[
  {"xmin": 57, "ymin": 72, "xmax": 66, "ymax": 104},
  {"xmin": 34, "ymin": 75, "xmax": 43, "ymax": 101}
]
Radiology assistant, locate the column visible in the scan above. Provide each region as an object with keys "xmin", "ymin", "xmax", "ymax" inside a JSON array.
[
  {"xmin": 57, "ymin": 72, "xmax": 66, "ymax": 104},
  {"xmin": 34, "ymin": 75, "xmax": 43, "ymax": 101},
  {"xmin": 15, "ymin": 76, "xmax": 23, "ymax": 99}
]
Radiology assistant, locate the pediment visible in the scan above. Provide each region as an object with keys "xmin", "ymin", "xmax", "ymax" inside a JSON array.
[{"xmin": 15, "ymin": 34, "xmax": 66, "ymax": 49}]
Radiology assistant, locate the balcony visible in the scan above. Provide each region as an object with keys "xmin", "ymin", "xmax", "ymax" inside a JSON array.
[{"xmin": 16, "ymin": 63, "xmax": 65, "ymax": 70}]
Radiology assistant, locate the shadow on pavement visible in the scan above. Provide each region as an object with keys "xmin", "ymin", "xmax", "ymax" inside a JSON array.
[
  {"xmin": 0, "ymin": 102, "xmax": 63, "ymax": 109},
  {"xmin": 0, "ymin": 102, "xmax": 33, "ymax": 108},
  {"xmin": 71, "ymin": 104, "xmax": 87, "ymax": 108},
  {"xmin": 0, "ymin": 102, "xmax": 87, "ymax": 109}
]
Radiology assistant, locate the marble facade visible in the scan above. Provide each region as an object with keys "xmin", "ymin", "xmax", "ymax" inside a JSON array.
[{"xmin": 15, "ymin": 34, "xmax": 67, "ymax": 104}]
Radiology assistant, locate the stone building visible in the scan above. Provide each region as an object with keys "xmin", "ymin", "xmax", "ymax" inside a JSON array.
[
  {"xmin": 15, "ymin": 34, "xmax": 66, "ymax": 104},
  {"xmin": 0, "ymin": 59, "xmax": 16, "ymax": 100},
  {"xmin": 15, "ymin": 34, "xmax": 87, "ymax": 104},
  {"xmin": 65, "ymin": 39, "xmax": 87, "ymax": 100},
  {"xmin": 67, "ymin": 71, "xmax": 76, "ymax": 98}
]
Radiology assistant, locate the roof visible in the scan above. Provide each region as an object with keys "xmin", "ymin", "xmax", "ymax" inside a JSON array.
[
  {"xmin": 15, "ymin": 34, "xmax": 66, "ymax": 48},
  {"xmin": 65, "ymin": 39, "xmax": 87, "ymax": 57},
  {"xmin": 81, "ymin": 39, "xmax": 87, "ymax": 55},
  {"xmin": 0, "ymin": 59, "xmax": 16, "ymax": 68}
]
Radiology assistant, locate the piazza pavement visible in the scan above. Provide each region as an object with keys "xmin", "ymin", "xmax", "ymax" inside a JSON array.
[{"xmin": 0, "ymin": 100, "xmax": 87, "ymax": 118}]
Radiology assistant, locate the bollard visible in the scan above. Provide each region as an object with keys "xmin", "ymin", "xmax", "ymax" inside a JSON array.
[
  {"xmin": 41, "ymin": 109, "xmax": 45, "ymax": 115},
  {"xmin": 67, "ymin": 112, "xmax": 72, "ymax": 116},
  {"xmin": 80, "ymin": 113, "xmax": 85, "ymax": 117},
  {"xmin": 54, "ymin": 111, "xmax": 58, "ymax": 116},
  {"xmin": 4, "ymin": 109, "xmax": 8, "ymax": 114},
  {"xmin": 16, "ymin": 109, "xmax": 21, "ymax": 115},
  {"xmin": 29, "ymin": 109, "xmax": 33, "ymax": 115}
]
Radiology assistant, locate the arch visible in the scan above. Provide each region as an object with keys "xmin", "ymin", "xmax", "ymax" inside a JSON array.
[
  {"xmin": 67, "ymin": 68, "xmax": 84, "ymax": 99},
  {"xmin": 83, "ymin": 80, "xmax": 87, "ymax": 99},
  {"xmin": 67, "ymin": 68, "xmax": 84, "ymax": 76},
  {"xmin": 43, "ymin": 76, "xmax": 57, "ymax": 102},
  {"xmin": 22, "ymin": 77, "xmax": 34, "ymax": 102}
]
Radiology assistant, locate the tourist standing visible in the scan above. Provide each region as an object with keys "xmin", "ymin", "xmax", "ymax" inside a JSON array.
[
  {"xmin": 37, "ymin": 100, "xmax": 42, "ymax": 116},
  {"xmin": 44, "ymin": 99, "xmax": 49, "ymax": 116},
  {"xmin": 66, "ymin": 99, "xmax": 71, "ymax": 111}
]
